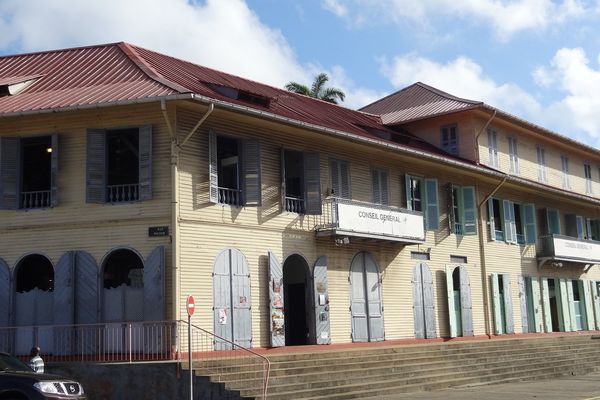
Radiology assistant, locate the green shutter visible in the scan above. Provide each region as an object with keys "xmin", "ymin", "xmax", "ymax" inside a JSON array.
[
  {"xmin": 405, "ymin": 175, "xmax": 413, "ymax": 210},
  {"xmin": 523, "ymin": 204, "xmax": 537, "ymax": 244},
  {"xmin": 541, "ymin": 278, "xmax": 553, "ymax": 332},
  {"xmin": 581, "ymin": 280, "xmax": 593, "ymax": 331},
  {"xmin": 330, "ymin": 160, "xmax": 340, "ymax": 197},
  {"xmin": 50, "ymin": 134, "xmax": 59, "ymax": 207},
  {"xmin": 0, "ymin": 137, "xmax": 20, "ymax": 209},
  {"xmin": 548, "ymin": 209, "xmax": 561, "ymax": 235},
  {"xmin": 303, "ymin": 152, "xmax": 322, "ymax": 215},
  {"xmin": 209, "ymin": 130, "xmax": 218, "ymax": 203},
  {"xmin": 487, "ymin": 199, "xmax": 496, "ymax": 241},
  {"xmin": 530, "ymin": 277, "xmax": 542, "ymax": 332},
  {"xmin": 503, "ymin": 200, "xmax": 516, "ymax": 244},
  {"xmin": 462, "ymin": 186, "xmax": 477, "ymax": 235},
  {"xmin": 425, "ymin": 179, "xmax": 439, "ymax": 230},
  {"xmin": 556, "ymin": 278, "xmax": 570, "ymax": 331},
  {"xmin": 242, "ymin": 139, "xmax": 261, "ymax": 206}
]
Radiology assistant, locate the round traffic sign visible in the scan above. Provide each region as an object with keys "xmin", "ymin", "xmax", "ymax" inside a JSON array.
[{"xmin": 186, "ymin": 295, "xmax": 195, "ymax": 316}]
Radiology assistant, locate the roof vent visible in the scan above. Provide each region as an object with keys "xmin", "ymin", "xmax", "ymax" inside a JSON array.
[
  {"xmin": 0, "ymin": 75, "xmax": 41, "ymax": 97},
  {"xmin": 205, "ymin": 83, "xmax": 270, "ymax": 107}
]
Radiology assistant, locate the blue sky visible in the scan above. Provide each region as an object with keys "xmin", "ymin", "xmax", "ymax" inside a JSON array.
[{"xmin": 1, "ymin": 0, "xmax": 600, "ymax": 147}]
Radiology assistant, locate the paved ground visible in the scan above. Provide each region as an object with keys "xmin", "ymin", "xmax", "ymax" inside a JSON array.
[{"xmin": 368, "ymin": 371, "xmax": 600, "ymax": 399}]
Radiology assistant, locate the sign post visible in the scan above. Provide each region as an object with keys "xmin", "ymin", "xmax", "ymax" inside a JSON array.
[{"xmin": 186, "ymin": 295, "xmax": 195, "ymax": 400}]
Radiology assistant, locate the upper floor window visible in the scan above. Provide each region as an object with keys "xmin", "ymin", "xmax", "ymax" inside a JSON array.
[
  {"xmin": 281, "ymin": 149, "xmax": 321, "ymax": 214},
  {"xmin": 209, "ymin": 131, "xmax": 261, "ymax": 207},
  {"xmin": 441, "ymin": 125, "xmax": 458, "ymax": 156},
  {"xmin": 372, "ymin": 168, "xmax": 389, "ymax": 205},
  {"xmin": 329, "ymin": 159, "xmax": 350, "ymax": 199},
  {"xmin": 536, "ymin": 146, "xmax": 547, "ymax": 183},
  {"xmin": 0, "ymin": 135, "xmax": 58, "ymax": 210},
  {"xmin": 86, "ymin": 126, "xmax": 152, "ymax": 204},
  {"xmin": 584, "ymin": 163, "xmax": 593, "ymax": 195},
  {"xmin": 560, "ymin": 155, "xmax": 570, "ymax": 190},
  {"xmin": 487, "ymin": 198, "xmax": 536, "ymax": 245},
  {"xmin": 405, "ymin": 175, "xmax": 439, "ymax": 230},
  {"xmin": 448, "ymin": 184, "xmax": 476, "ymax": 235},
  {"xmin": 508, "ymin": 136, "xmax": 519, "ymax": 174},
  {"xmin": 487, "ymin": 128, "xmax": 499, "ymax": 168},
  {"xmin": 540, "ymin": 208, "xmax": 561, "ymax": 236},
  {"xmin": 587, "ymin": 218, "xmax": 600, "ymax": 241}
]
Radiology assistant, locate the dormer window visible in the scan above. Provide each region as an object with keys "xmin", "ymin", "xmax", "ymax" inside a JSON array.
[
  {"xmin": 205, "ymin": 83, "xmax": 270, "ymax": 107},
  {"xmin": 441, "ymin": 125, "xmax": 458, "ymax": 156},
  {"xmin": 0, "ymin": 75, "xmax": 40, "ymax": 97}
]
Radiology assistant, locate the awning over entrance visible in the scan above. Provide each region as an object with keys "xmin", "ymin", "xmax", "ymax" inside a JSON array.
[
  {"xmin": 315, "ymin": 198, "xmax": 425, "ymax": 244},
  {"xmin": 537, "ymin": 234, "xmax": 600, "ymax": 270}
]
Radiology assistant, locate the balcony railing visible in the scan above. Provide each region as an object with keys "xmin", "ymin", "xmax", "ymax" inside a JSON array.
[
  {"xmin": 107, "ymin": 184, "xmax": 139, "ymax": 203},
  {"xmin": 284, "ymin": 196, "xmax": 305, "ymax": 213},
  {"xmin": 538, "ymin": 234, "xmax": 600, "ymax": 265},
  {"xmin": 315, "ymin": 197, "xmax": 425, "ymax": 243},
  {"xmin": 21, "ymin": 190, "xmax": 51, "ymax": 209},
  {"xmin": 218, "ymin": 187, "xmax": 242, "ymax": 206}
]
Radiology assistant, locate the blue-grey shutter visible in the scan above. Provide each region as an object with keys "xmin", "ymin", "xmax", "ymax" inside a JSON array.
[
  {"xmin": 304, "ymin": 152, "xmax": 322, "ymax": 215},
  {"xmin": 268, "ymin": 251, "xmax": 285, "ymax": 347},
  {"xmin": 541, "ymin": 278, "xmax": 553, "ymax": 332},
  {"xmin": 459, "ymin": 266, "xmax": 473, "ymax": 336},
  {"xmin": 330, "ymin": 160, "xmax": 340, "ymax": 197},
  {"xmin": 144, "ymin": 246, "xmax": 165, "ymax": 321},
  {"xmin": 380, "ymin": 170, "xmax": 389, "ymax": 206},
  {"xmin": 487, "ymin": 199, "xmax": 496, "ymax": 241},
  {"xmin": 565, "ymin": 214, "xmax": 578, "ymax": 238},
  {"xmin": 0, "ymin": 258, "xmax": 9, "ymax": 328},
  {"xmin": 566, "ymin": 279, "xmax": 576, "ymax": 331},
  {"xmin": 231, "ymin": 249, "xmax": 252, "ymax": 348},
  {"xmin": 421, "ymin": 263, "xmax": 436, "ymax": 338},
  {"xmin": 523, "ymin": 204, "xmax": 537, "ymax": 244},
  {"xmin": 581, "ymin": 280, "xmax": 593, "ymax": 331},
  {"xmin": 548, "ymin": 209, "xmax": 561, "ymax": 235},
  {"xmin": 412, "ymin": 264, "xmax": 425, "ymax": 339},
  {"xmin": 50, "ymin": 134, "xmax": 59, "ymax": 207},
  {"xmin": 502, "ymin": 273, "xmax": 514, "ymax": 334},
  {"xmin": 313, "ymin": 256, "xmax": 330, "ymax": 344},
  {"xmin": 447, "ymin": 184, "xmax": 455, "ymax": 233},
  {"xmin": 0, "ymin": 137, "xmax": 20, "ymax": 209},
  {"xmin": 365, "ymin": 253, "xmax": 384, "ymax": 341},
  {"xmin": 445, "ymin": 265, "xmax": 458, "ymax": 338},
  {"xmin": 54, "ymin": 252, "xmax": 75, "ymax": 325},
  {"xmin": 74, "ymin": 251, "xmax": 99, "ymax": 325},
  {"xmin": 213, "ymin": 250, "xmax": 233, "ymax": 349},
  {"xmin": 462, "ymin": 187, "xmax": 477, "ymax": 235},
  {"xmin": 518, "ymin": 276, "xmax": 529, "ymax": 333},
  {"xmin": 138, "ymin": 125, "xmax": 152, "ymax": 201},
  {"xmin": 280, "ymin": 149, "xmax": 286, "ymax": 210},
  {"xmin": 209, "ymin": 130, "xmax": 218, "ymax": 203},
  {"xmin": 242, "ymin": 139, "xmax": 261, "ymax": 206},
  {"xmin": 372, "ymin": 170, "xmax": 380, "ymax": 204},
  {"xmin": 530, "ymin": 277, "xmax": 542, "ymax": 332},
  {"xmin": 340, "ymin": 161, "xmax": 350, "ymax": 199},
  {"xmin": 592, "ymin": 281, "xmax": 600, "ymax": 330},
  {"xmin": 404, "ymin": 175, "xmax": 413, "ymax": 209},
  {"xmin": 86, "ymin": 129, "xmax": 106, "ymax": 203},
  {"xmin": 425, "ymin": 179, "xmax": 439, "ymax": 230},
  {"xmin": 556, "ymin": 278, "xmax": 569, "ymax": 331},
  {"xmin": 503, "ymin": 200, "xmax": 516, "ymax": 243},
  {"xmin": 350, "ymin": 253, "xmax": 368, "ymax": 342}
]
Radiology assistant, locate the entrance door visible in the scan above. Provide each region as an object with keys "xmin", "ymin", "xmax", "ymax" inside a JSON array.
[
  {"xmin": 445, "ymin": 265, "xmax": 473, "ymax": 338},
  {"xmin": 519, "ymin": 276, "xmax": 542, "ymax": 333},
  {"xmin": 491, "ymin": 273, "xmax": 514, "ymax": 335},
  {"xmin": 412, "ymin": 262, "xmax": 436, "ymax": 339},
  {"xmin": 283, "ymin": 254, "xmax": 311, "ymax": 346},
  {"xmin": 350, "ymin": 252, "xmax": 384, "ymax": 342}
]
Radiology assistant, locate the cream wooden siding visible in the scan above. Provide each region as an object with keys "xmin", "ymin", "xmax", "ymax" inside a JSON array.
[
  {"xmin": 176, "ymin": 106, "xmax": 484, "ymax": 346},
  {"xmin": 0, "ymin": 104, "xmax": 173, "ymax": 317},
  {"xmin": 474, "ymin": 116, "xmax": 600, "ymax": 201}
]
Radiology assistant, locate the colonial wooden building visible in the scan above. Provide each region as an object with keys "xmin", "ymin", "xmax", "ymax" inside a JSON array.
[{"xmin": 1, "ymin": 43, "xmax": 600, "ymax": 353}]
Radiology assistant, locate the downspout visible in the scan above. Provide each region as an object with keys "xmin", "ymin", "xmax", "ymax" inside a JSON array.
[
  {"xmin": 161, "ymin": 98, "xmax": 214, "ymax": 328},
  {"xmin": 477, "ymin": 174, "xmax": 508, "ymax": 338},
  {"xmin": 475, "ymin": 110, "xmax": 497, "ymax": 165}
]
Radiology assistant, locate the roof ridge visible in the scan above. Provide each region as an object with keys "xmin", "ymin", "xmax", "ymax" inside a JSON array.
[
  {"xmin": 0, "ymin": 42, "xmax": 123, "ymax": 60},
  {"xmin": 414, "ymin": 82, "xmax": 482, "ymax": 105},
  {"xmin": 117, "ymin": 42, "xmax": 190, "ymax": 94}
]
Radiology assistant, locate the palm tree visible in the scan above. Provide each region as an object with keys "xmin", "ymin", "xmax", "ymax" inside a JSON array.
[{"xmin": 285, "ymin": 73, "xmax": 345, "ymax": 104}]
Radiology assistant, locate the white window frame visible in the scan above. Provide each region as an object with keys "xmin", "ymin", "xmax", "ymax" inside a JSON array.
[
  {"xmin": 508, "ymin": 136, "xmax": 519, "ymax": 174},
  {"xmin": 536, "ymin": 146, "xmax": 547, "ymax": 183},
  {"xmin": 561, "ymin": 155, "xmax": 570, "ymax": 190}
]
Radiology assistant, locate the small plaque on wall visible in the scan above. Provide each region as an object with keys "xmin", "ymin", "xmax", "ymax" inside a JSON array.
[{"xmin": 149, "ymin": 226, "xmax": 169, "ymax": 237}]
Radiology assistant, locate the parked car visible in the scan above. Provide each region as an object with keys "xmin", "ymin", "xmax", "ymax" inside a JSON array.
[{"xmin": 0, "ymin": 352, "xmax": 86, "ymax": 399}]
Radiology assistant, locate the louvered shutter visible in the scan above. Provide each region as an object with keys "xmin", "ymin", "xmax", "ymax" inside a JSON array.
[
  {"xmin": 74, "ymin": 251, "xmax": 99, "ymax": 326},
  {"xmin": 581, "ymin": 280, "xmax": 593, "ymax": 331},
  {"xmin": 538, "ymin": 209, "xmax": 549, "ymax": 236},
  {"xmin": 503, "ymin": 200, "xmax": 516, "ymax": 243},
  {"xmin": 242, "ymin": 139, "xmax": 261, "ymax": 206},
  {"xmin": 380, "ymin": 170, "xmax": 389, "ymax": 206},
  {"xmin": 502, "ymin": 273, "xmax": 514, "ymax": 334},
  {"xmin": 566, "ymin": 279, "xmax": 577, "ymax": 331},
  {"xmin": 548, "ymin": 209, "xmax": 561, "ymax": 234},
  {"xmin": 422, "ymin": 263, "xmax": 437, "ymax": 338},
  {"xmin": 350, "ymin": 253, "xmax": 368, "ymax": 342},
  {"xmin": 372, "ymin": 170, "xmax": 380, "ymax": 204},
  {"xmin": 462, "ymin": 187, "xmax": 477, "ymax": 235},
  {"xmin": 365, "ymin": 253, "xmax": 384, "ymax": 341},
  {"xmin": 86, "ymin": 129, "xmax": 106, "ymax": 203},
  {"xmin": 54, "ymin": 252, "xmax": 75, "ymax": 325},
  {"xmin": 487, "ymin": 199, "xmax": 496, "ymax": 241},
  {"xmin": 530, "ymin": 277, "xmax": 542, "ymax": 332},
  {"xmin": 340, "ymin": 161, "xmax": 350, "ymax": 199},
  {"xmin": 231, "ymin": 249, "xmax": 252, "ymax": 348},
  {"xmin": 313, "ymin": 256, "xmax": 331, "ymax": 344},
  {"xmin": 268, "ymin": 251, "xmax": 285, "ymax": 347},
  {"xmin": 405, "ymin": 175, "xmax": 413, "ymax": 209},
  {"xmin": 565, "ymin": 214, "xmax": 578, "ymax": 238},
  {"xmin": 541, "ymin": 278, "xmax": 553, "ymax": 332},
  {"xmin": 209, "ymin": 130, "xmax": 218, "ymax": 203},
  {"xmin": 280, "ymin": 149, "xmax": 286, "ymax": 210},
  {"xmin": 556, "ymin": 278, "xmax": 570, "ymax": 331},
  {"xmin": 0, "ymin": 258, "xmax": 9, "ymax": 328},
  {"xmin": 144, "ymin": 246, "xmax": 165, "ymax": 322},
  {"xmin": 50, "ymin": 134, "xmax": 59, "ymax": 207},
  {"xmin": 592, "ymin": 281, "xmax": 600, "ymax": 330},
  {"xmin": 523, "ymin": 204, "xmax": 537, "ymax": 244},
  {"xmin": 445, "ymin": 265, "xmax": 458, "ymax": 338},
  {"xmin": 330, "ymin": 160, "xmax": 340, "ymax": 197},
  {"xmin": 518, "ymin": 276, "xmax": 529, "ymax": 333},
  {"xmin": 459, "ymin": 266, "xmax": 473, "ymax": 336},
  {"xmin": 412, "ymin": 264, "xmax": 425, "ymax": 339},
  {"xmin": 491, "ymin": 273, "xmax": 502, "ymax": 334},
  {"xmin": 447, "ymin": 184, "xmax": 455, "ymax": 233},
  {"xmin": 213, "ymin": 250, "xmax": 233, "ymax": 349},
  {"xmin": 304, "ymin": 152, "xmax": 322, "ymax": 215},
  {"xmin": 425, "ymin": 179, "xmax": 439, "ymax": 230},
  {"xmin": 0, "ymin": 137, "xmax": 20, "ymax": 209},
  {"xmin": 138, "ymin": 125, "xmax": 152, "ymax": 201}
]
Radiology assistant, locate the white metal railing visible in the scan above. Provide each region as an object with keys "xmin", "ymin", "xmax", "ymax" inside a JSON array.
[
  {"xmin": 21, "ymin": 190, "xmax": 51, "ymax": 209},
  {"xmin": 218, "ymin": 187, "xmax": 242, "ymax": 206},
  {"xmin": 284, "ymin": 196, "xmax": 304, "ymax": 213},
  {"xmin": 107, "ymin": 184, "xmax": 139, "ymax": 202},
  {"xmin": 0, "ymin": 321, "xmax": 270, "ymax": 399}
]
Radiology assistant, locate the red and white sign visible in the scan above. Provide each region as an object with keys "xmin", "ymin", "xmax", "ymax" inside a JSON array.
[{"xmin": 186, "ymin": 295, "xmax": 195, "ymax": 317}]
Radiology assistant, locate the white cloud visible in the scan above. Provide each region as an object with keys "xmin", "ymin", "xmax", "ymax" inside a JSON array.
[
  {"xmin": 325, "ymin": 0, "xmax": 590, "ymax": 40},
  {"xmin": 322, "ymin": 0, "xmax": 349, "ymax": 18}
]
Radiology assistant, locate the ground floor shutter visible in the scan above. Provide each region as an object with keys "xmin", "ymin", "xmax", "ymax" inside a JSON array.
[
  {"xmin": 74, "ymin": 251, "xmax": 99, "ymax": 325},
  {"xmin": 557, "ymin": 279, "xmax": 570, "ymax": 331},
  {"xmin": 54, "ymin": 252, "xmax": 75, "ymax": 326},
  {"xmin": 530, "ymin": 277, "xmax": 542, "ymax": 332},
  {"xmin": 518, "ymin": 276, "xmax": 529, "ymax": 333},
  {"xmin": 445, "ymin": 265, "xmax": 458, "ymax": 338},
  {"xmin": 144, "ymin": 246, "xmax": 165, "ymax": 322},
  {"xmin": 313, "ymin": 256, "xmax": 330, "ymax": 345},
  {"xmin": 231, "ymin": 249, "xmax": 252, "ymax": 348},
  {"xmin": 365, "ymin": 253, "xmax": 384, "ymax": 341},
  {"xmin": 413, "ymin": 264, "xmax": 425, "ymax": 339},
  {"xmin": 541, "ymin": 278, "xmax": 553, "ymax": 332},
  {"xmin": 0, "ymin": 258, "xmax": 9, "ymax": 327},
  {"xmin": 592, "ymin": 281, "xmax": 600, "ymax": 330},
  {"xmin": 269, "ymin": 251, "xmax": 285, "ymax": 347},
  {"xmin": 350, "ymin": 253, "xmax": 369, "ymax": 342},
  {"xmin": 582, "ymin": 280, "xmax": 594, "ymax": 330},
  {"xmin": 459, "ymin": 266, "xmax": 473, "ymax": 336},
  {"xmin": 213, "ymin": 250, "xmax": 233, "ymax": 349},
  {"xmin": 502, "ymin": 274, "xmax": 514, "ymax": 334}
]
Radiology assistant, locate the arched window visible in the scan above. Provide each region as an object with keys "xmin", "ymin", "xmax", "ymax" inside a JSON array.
[{"xmin": 103, "ymin": 249, "xmax": 144, "ymax": 289}]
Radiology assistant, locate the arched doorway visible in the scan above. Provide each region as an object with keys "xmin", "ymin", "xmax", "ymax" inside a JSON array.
[
  {"xmin": 101, "ymin": 248, "xmax": 144, "ymax": 323},
  {"xmin": 213, "ymin": 248, "xmax": 252, "ymax": 350},
  {"xmin": 350, "ymin": 251, "xmax": 384, "ymax": 342},
  {"xmin": 445, "ymin": 265, "xmax": 473, "ymax": 338},
  {"xmin": 283, "ymin": 254, "xmax": 311, "ymax": 346},
  {"xmin": 412, "ymin": 262, "xmax": 436, "ymax": 339},
  {"xmin": 14, "ymin": 254, "xmax": 54, "ymax": 354}
]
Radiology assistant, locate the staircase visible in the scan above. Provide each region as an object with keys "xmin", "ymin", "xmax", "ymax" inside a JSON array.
[{"xmin": 195, "ymin": 334, "xmax": 600, "ymax": 399}]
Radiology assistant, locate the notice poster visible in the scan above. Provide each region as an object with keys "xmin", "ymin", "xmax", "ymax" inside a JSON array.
[{"xmin": 219, "ymin": 309, "xmax": 228, "ymax": 325}]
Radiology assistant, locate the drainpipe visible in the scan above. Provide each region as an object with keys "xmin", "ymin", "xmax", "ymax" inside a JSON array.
[
  {"xmin": 161, "ymin": 98, "xmax": 214, "ymax": 328},
  {"xmin": 475, "ymin": 110, "xmax": 497, "ymax": 165},
  {"xmin": 477, "ymin": 174, "xmax": 508, "ymax": 338}
]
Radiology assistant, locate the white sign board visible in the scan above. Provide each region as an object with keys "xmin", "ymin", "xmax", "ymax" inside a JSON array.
[
  {"xmin": 553, "ymin": 237, "xmax": 600, "ymax": 263},
  {"xmin": 336, "ymin": 202, "xmax": 425, "ymax": 242}
]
